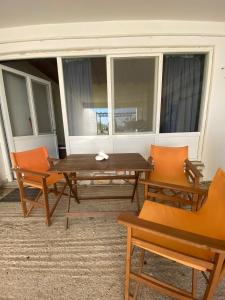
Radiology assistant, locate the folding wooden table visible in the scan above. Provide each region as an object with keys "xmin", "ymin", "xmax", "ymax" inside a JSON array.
[{"xmin": 49, "ymin": 153, "xmax": 151, "ymax": 223}]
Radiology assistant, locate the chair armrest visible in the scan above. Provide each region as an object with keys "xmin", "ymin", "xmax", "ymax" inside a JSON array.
[
  {"xmin": 48, "ymin": 157, "xmax": 60, "ymax": 163},
  {"xmin": 139, "ymin": 179, "xmax": 207, "ymax": 195},
  {"xmin": 12, "ymin": 168, "xmax": 49, "ymax": 178},
  {"xmin": 185, "ymin": 159, "xmax": 203, "ymax": 179},
  {"xmin": 48, "ymin": 157, "xmax": 60, "ymax": 167},
  {"xmin": 148, "ymin": 156, "xmax": 153, "ymax": 165},
  {"xmin": 144, "ymin": 156, "xmax": 154, "ymax": 180},
  {"xmin": 118, "ymin": 213, "xmax": 225, "ymax": 254}
]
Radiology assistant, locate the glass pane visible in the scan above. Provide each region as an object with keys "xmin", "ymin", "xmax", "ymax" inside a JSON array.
[
  {"xmin": 32, "ymin": 80, "xmax": 52, "ymax": 134},
  {"xmin": 160, "ymin": 54, "xmax": 205, "ymax": 133},
  {"xmin": 3, "ymin": 70, "xmax": 33, "ymax": 136},
  {"xmin": 113, "ymin": 57, "xmax": 156, "ymax": 133},
  {"xmin": 63, "ymin": 57, "xmax": 108, "ymax": 136}
]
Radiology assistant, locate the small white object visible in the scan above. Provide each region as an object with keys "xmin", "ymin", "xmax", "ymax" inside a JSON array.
[
  {"xmin": 95, "ymin": 155, "xmax": 104, "ymax": 161},
  {"xmin": 95, "ymin": 151, "xmax": 109, "ymax": 161},
  {"xmin": 98, "ymin": 151, "xmax": 109, "ymax": 160}
]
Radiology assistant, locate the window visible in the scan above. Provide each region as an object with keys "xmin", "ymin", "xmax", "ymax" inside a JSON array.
[
  {"xmin": 63, "ymin": 57, "xmax": 108, "ymax": 136},
  {"xmin": 112, "ymin": 57, "xmax": 156, "ymax": 133},
  {"xmin": 61, "ymin": 52, "xmax": 207, "ymax": 139},
  {"xmin": 32, "ymin": 80, "xmax": 52, "ymax": 134},
  {"xmin": 3, "ymin": 70, "xmax": 33, "ymax": 136},
  {"xmin": 2, "ymin": 68, "xmax": 54, "ymax": 138},
  {"xmin": 160, "ymin": 54, "xmax": 205, "ymax": 133}
]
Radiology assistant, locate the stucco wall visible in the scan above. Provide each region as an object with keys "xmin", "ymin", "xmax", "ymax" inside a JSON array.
[{"xmin": 0, "ymin": 20, "xmax": 224, "ymax": 181}]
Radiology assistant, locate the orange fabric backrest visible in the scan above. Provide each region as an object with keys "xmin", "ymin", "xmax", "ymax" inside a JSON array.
[
  {"xmin": 196, "ymin": 168, "xmax": 225, "ymax": 239},
  {"xmin": 11, "ymin": 147, "xmax": 50, "ymax": 173},
  {"xmin": 150, "ymin": 145, "xmax": 188, "ymax": 179}
]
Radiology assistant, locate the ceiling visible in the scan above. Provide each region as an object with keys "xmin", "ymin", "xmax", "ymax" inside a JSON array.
[{"xmin": 0, "ymin": 0, "xmax": 225, "ymax": 29}]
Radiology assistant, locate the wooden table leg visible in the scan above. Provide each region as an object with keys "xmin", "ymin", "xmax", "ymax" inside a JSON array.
[
  {"xmin": 65, "ymin": 188, "xmax": 72, "ymax": 230},
  {"xmin": 131, "ymin": 171, "xmax": 140, "ymax": 202},
  {"xmin": 136, "ymin": 184, "xmax": 140, "ymax": 213},
  {"xmin": 63, "ymin": 173, "xmax": 80, "ymax": 204}
]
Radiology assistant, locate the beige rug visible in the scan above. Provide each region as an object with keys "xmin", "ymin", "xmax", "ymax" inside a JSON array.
[{"xmin": 0, "ymin": 185, "xmax": 224, "ymax": 300}]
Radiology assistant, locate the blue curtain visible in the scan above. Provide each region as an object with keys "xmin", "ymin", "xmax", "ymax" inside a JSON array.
[{"xmin": 160, "ymin": 55, "xmax": 205, "ymax": 133}]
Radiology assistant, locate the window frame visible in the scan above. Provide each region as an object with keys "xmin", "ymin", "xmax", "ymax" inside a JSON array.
[
  {"xmin": 57, "ymin": 47, "xmax": 212, "ymax": 160},
  {"xmin": 108, "ymin": 53, "xmax": 161, "ymax": 135},
  {"xmin": 0, "ymin": 64, "xmax": 55, "ymax": 143},
  {"xmin": 31, "ymin": 78, "xmax": 54, "ymax": 135}
]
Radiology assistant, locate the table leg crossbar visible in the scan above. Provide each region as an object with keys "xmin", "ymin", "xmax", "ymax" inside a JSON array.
[{"xmin": 63, "ymin": 171, "xmax": 141, "ymax": 229}]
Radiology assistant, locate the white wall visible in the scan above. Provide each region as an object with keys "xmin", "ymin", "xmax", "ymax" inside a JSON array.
[
  {"xmin": 201, "ymin": 47, "xmax": 225, "ymax": 179},
  {"xmin": 0, "ymin": 20, "xmax": 225, "ymax": 181}
]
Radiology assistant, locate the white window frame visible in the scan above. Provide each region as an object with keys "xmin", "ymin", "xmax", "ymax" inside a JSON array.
[
  {"xmin": 0, "ymin": 45, "xmax": 214, "ymax": 184},
  {"xmin": 107, "ymin": 53, "xmax": 162, "ymax": 135},
  {"xmin": 30, "ymin": 78, "xmax": 55, "ymax": 135},
  {"xmin": 57, "ymin": 47, "xmax": 212, "ymax": 161},
  {"xmin": 0, "ymin": 64, "xmax": 56, "ymax": 152}
]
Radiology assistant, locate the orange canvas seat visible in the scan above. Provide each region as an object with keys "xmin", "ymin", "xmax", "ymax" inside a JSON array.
[
  {"xmin": 134, "ymin": 201, "xmax": 213, "ymax": 265},
  {"xmin": 141, "ymin": 145, "xmax": 203, "ymax": 210},
  {"xmin": 24, "ymin": 172, "xmax": 64, "ymax": 187},
  {"xmin": 118, "ymin": 169, "xmax": 225, "ymax": 300},
  {"xmin": 11, "ymin": 147, "xmax": 67, "ymax": 226}
]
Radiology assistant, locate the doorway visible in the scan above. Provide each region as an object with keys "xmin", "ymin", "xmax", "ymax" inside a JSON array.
[{"xmin": 0, "ymin": 58, "xmax": 65, "ymax": 181}]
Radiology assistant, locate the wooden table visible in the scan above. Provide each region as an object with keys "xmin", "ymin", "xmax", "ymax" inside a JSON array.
[{"xmin": 49, "ymin": 153, "xmax": 151, "ymax": 224}]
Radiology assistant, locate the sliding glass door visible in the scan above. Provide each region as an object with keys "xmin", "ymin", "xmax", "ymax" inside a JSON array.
[
  {"xmin": 59, "ymin": 50, "xmax": 209, "ymax": 160},
  {"xmin": 112, "ymin": 57, "xmax": 156, "ymax": 134}
]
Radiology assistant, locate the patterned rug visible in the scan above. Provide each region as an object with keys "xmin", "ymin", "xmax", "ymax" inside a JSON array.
[{"xmin": 0, "ymin": 187, "xmax": 40, "ymax": 202}]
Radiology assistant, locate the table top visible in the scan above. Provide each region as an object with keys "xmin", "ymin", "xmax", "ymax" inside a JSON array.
[{"xmin": 49, "ymin": 153, "xmax": 151, "ymax": 173}]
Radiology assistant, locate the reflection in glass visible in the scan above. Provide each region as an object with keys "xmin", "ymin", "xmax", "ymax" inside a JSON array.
[
  {"xmin": 63, "ymin": 57, "xmax": 108, "ymax": 136},
  {"xmin": 3, "ymin": 70, "xmax": 33, "ymax": 136},
  {"xmin": 32, "ymin": 80, "xmax": 52, "ymax": 134},
  {"xmin": 113, "ymin": 57, "xmax": 156, "ymax": 133}
]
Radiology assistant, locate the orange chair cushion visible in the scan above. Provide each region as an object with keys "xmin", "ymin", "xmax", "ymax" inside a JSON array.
[
  {"xmin": 23, "ymin": 172, "xmax": 64, "ymax": 187},
  {"xmin": 149, "ymin": 145, "xmax": 189, "ymax": 186},
  {"xmin": 134, "ymin": 169, "xmax": 225, "ymax": 266},
  {"xmin": 133, "ymin": 201, "xmax": 213, "ymax": 264}
]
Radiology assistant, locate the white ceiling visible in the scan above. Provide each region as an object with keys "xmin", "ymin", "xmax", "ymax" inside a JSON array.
[{"xmin": 1, "ymin": 0, "xmax": 225, "ymax": 29}]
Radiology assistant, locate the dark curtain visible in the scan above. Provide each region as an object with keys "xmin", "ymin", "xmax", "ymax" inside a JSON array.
[{"xmin": 160, "ymin": 55, "xmax": 205, "ymax": 133}]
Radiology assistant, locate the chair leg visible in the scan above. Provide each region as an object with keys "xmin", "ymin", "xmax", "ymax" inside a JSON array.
[
  {"xmin": 192, "ymin": 269, "xmax": 197, "ymax": 298},
  {"xmin": 133, "ymin": 249, "xmax": 145, "ymax": 300},
  {"xmin": 125, "ymin": 227, "xmax": 132, "ymax": 300},
  {"xmin": 203, "ymin": 254, "xmax": 225, "ymax": 300},
  {"xmin": 53, "ymin": 183, "xmax": 58, "ymax": 195},
  {"xmin": 17, "ymin": 178, "xmax": 28, "ymax": 217},
  {"xmin": 192, "ymin": 193, "xmax": 199, "ymax": 211},
  {"xmin": 26, "ymin": 190, "xmax": 43, "ymax": 217},
  {"xmin": 42, "ymin": 178, "xmax": 51, "ymax": 226},
  {"xmin": 135, "ymin": 185, "xmax": 140, "ymax": 213},
  {"xmin": 66, "ymin": 188, "xmax": 72, "ymax": 230},
  {"xmin": 144, "ymin": 184, "xmax": 148, "ymax": 199}
]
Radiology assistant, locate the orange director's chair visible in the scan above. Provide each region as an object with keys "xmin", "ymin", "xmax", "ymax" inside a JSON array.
[
  {"xmin": 11, "ymin": 147, "xmax": 67, "ymax": 226},
  {"xmin": 141, "ymin": 145, "xmax": 203, "ymax": 211},
  {"xmin": 118, "ymin": 168, "xmax": 225, "ymax": 300}
]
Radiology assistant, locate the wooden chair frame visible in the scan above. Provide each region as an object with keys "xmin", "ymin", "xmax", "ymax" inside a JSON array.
[
  {"xmin": 118, "ymin": 197, "xmax": 225, "ymax": 300},
  {"xmin": 142, "ymin": 157, "xmax": 204, "ymax": 211},
  {"xmin": 12, "ymin": 158, "xmax": 68, "ymax": 226}
]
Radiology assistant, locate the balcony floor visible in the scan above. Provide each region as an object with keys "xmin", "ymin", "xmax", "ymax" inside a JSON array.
[{"xmin": 0, "ymin": 184, "xmax": 224, "ymax": 299}]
